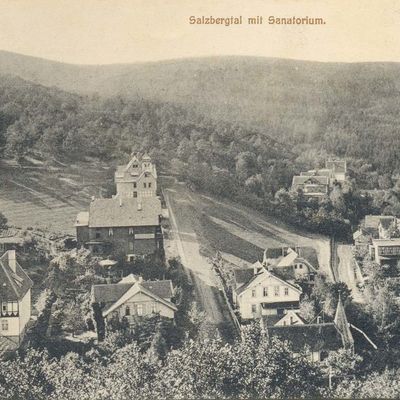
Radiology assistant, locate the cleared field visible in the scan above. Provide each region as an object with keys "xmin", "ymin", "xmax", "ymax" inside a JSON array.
[
  {"xmin": 0, "ymin": 159, "xmax": 112, "ymax": 235},
  {"xmin": 161, "ymin": 177, "xmax": 331, "ymax": 277}
]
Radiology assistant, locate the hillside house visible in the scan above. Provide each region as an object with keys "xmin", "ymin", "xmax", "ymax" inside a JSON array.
[
  {"xmin": 75, "ymin": 196, "xmax": 163, "ymax": 260},
  {"xmin": 114, "ymin": 153, "xmax": 157, "ymax": 199},
  {"xmin": 369, "ymin": 238, "xmax": 400, "ymax": 266},
  {"xmin": 265, "ymin": 296, "xmax": 354, "ymax": 362},
  {"xmin": 353, "ymin": 215, "xmax": 399, "ymax": 251},
  {"xmin": 92, "ymin": 274, "xmax": 177, "ymax": 336},
  {"xmin": 0, "ymin": 229, "xmax": 25, "ymax": 254},
  {"xmin": 291, "ymin": 159, "xmax": 347, "ymax": 197},
  {"xmin": 232, "ymin": 266, "xmax": 302, "ymax": 320},
  {"xmin": 262, "ymin": 246, "xmax": 318, "ymax": 283},
  {"xmin": 291, "ymin": 175, "xmax": 329, "ymax": 198},
  {"xmin": 325, "ymin": 159, "xmax": 347, "ymax": 182},
  {"xmin": 0, "ymin": 250, "xmax": 32, "ymax": 352}
]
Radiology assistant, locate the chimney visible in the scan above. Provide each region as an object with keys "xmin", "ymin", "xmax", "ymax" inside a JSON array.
[
  {"xmin": 8, "ymin": 250, "xmax": 16, "ymax": 273},
  {"xmin": 138, "ymin": 276, "xmax": 143, "ymax": 283}
]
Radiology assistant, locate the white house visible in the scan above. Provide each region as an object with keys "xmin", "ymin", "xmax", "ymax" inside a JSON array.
[
  {"xmin": 0, "ymin": 250, "xmax": 32, "ymax": 352},
  {"xmin": 232, "ymin": 266, "xmax": 302, "ymax": 320},
  {"xmin": 114, "ymin": 153, "xmax": 158, "ymax": 199}
]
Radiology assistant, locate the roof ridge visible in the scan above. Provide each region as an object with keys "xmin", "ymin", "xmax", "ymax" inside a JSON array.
[{"xmin": 0, "ymin": 254, "xmax": 22, "ymax": 300}]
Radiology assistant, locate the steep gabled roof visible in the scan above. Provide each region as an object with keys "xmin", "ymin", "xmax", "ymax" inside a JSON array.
[
  {"xmin": 0, "ymin": 251, "xmax": 33, "ymax": 302},
  {"xmin": 102, "ymin": 283, "xmax": 177, "ymax": 317},
  {"xmin": 92, "ymin": 277, "xmax": 176, "ymax": 317},
  {"xmin": 236, "ymin": 268, "xmax": 302, "ymax": 296},
  {"xmin": 292, "ymin": 175, "xmax": 329, "ymax": 186},
  {"xmin": 267, "ymin": 323, "xmax": 343, "ymax": 352},
  {"xmin": 334, "ymin": 295, "xmax": 354, "ymax": 349}
]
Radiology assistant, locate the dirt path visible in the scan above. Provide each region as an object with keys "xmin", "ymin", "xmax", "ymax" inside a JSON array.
[
  {"xmin": 163, "ymin": 185, "xmax": 236, "ymax": 339},
  {"xmin": 336, "ymin": 244, "xmax": 365, "ymax": 304}
]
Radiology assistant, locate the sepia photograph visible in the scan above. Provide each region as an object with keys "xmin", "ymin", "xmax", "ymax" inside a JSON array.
[{"xmin": 0, "ymin": 0, "xmax": 399, "ymax": 398}]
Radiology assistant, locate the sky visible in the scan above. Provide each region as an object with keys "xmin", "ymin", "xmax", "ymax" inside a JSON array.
[{"xmin": 0, "ymin": 0, "xmax": 399, "ymax": 65}]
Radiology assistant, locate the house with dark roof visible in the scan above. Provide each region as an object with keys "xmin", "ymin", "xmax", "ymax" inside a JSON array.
[
  {"xmin": 369, "ymin": 238, "xmax": 400, "ymax": 266},
  {"xmin": 291, "ymin": 175, "xmax": 329, "ymax": 198},
  {"xmin": 114, "ymin": 153, "xmax": 157, "ymax": 199},
  {"xmin": 353, "ymin": 215, "xmax": 400, "ymax": 252},
  {"xmin": 262, "ymin": 246, "xmax": 318, "ymax": 283},
  {"xmin": 0, "ymin": 228, "xmax": 25, "ymax": 254},
  {"xmin": 291, "ymin": 159, "xmax": 347, "ymax": 198},
  {"xmin": 232, "ymin": 265, "xmax": 302, "ymax": 320},
  {"xmin": 92, "ymin": 274, "xmax": 177, "ymax": 335},
  {"xmin": 76, "ymin": 196, "xmax": 163, "ymax": 260},
  {"xmin": 0, "ymin": 250, "xmax": 33, "ymax": 352},
  {"xmin": 265, "ymin": 296, "xmax": 354, "ymax": 362}
]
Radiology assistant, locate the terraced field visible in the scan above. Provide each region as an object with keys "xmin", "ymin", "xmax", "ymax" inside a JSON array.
[{"xmin": 0, "ymin": 159, "xmax": 112, "ymax": 235}]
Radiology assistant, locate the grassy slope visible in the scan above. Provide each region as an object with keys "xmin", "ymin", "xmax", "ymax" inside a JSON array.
[{"xmin": 0, "ymin": 159, "xmax": 112, "ymax": 234}]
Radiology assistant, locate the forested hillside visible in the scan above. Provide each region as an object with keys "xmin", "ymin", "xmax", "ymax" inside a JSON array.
[
  {"xmin": 0, "ymin": 74, "xmax": 297, "ymax": 193},
  {"xmin": 1, "ymin": 51, "xmax": 400, "ymax": 173}
]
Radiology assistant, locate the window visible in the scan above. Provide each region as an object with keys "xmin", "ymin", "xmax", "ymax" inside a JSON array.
[
  {"xmin": 2, "ymin": 302, "xmax": 18, "ymax": 316},
  {"xmin": 294, "ymin": 264, "xmax": 297, "ymax": 269},
  {"xmin": 251, "ymin": 304, "xmax": 257, "ymax": 314},
  {"xmin": 129, "ymin": 227, "xmax": 134, "ymax": 235},
  {"xmin": 263, "ymin": 287, "xmax": 268, "ymax": 297},
  {"xmin": 290, "ymin": 316, "xmax": 294, "ymax": 325},
  {"xmin": 284, "ymin": 287, "xmax": 289, "ymax": 296},
  {"xmin": 125, "ymin": 306, "xmax": 130, "ymax": 316},
  {"xmin": 299, "ymin": 264, "xmax": 303, "ymax": 269},
  {"xmin": 143, "ymin": 183, "xmax": 147, "ymax": 188},
  {"xmin": 137, "ymin": 304, "xmax": 143, "ymax": 316},
  {"xmin": 274, "ymin": 286, "xmax": 280, "ymax": 296},
  {"xmin": 1, "ymin": 320, "xmax": 8, "ymax": 331},
  {"xmin": 129, "ymin": 242, "xmax": 134, "ymax": 251},
  {"xmin": 133, "ymin": 164, "xmax": 138, "ymax": 168},
  {"xmin": 251, "ymin": 289, "xmax": 256, "ymax": 298},
  {"xmin": 95, "ymin": 229, "xmax": 101, "ymax": 239},
  {"xmin": 108, "ymin": 228, "xmax": 113, "ymax": 237},
  {"xmin": 133, "ymin": 191, "xmax": 138, "ymax": 198},
  {"xmin": 133, "ymin": 182, "xmax": 137, "ymax": 188},
  {"xmin": 151, "ymin": 303, "xmax": 157, "ymax": 313},
  {"xmin": 148, "ymin": 182, "xmax": 152, "ymax": 188}
]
